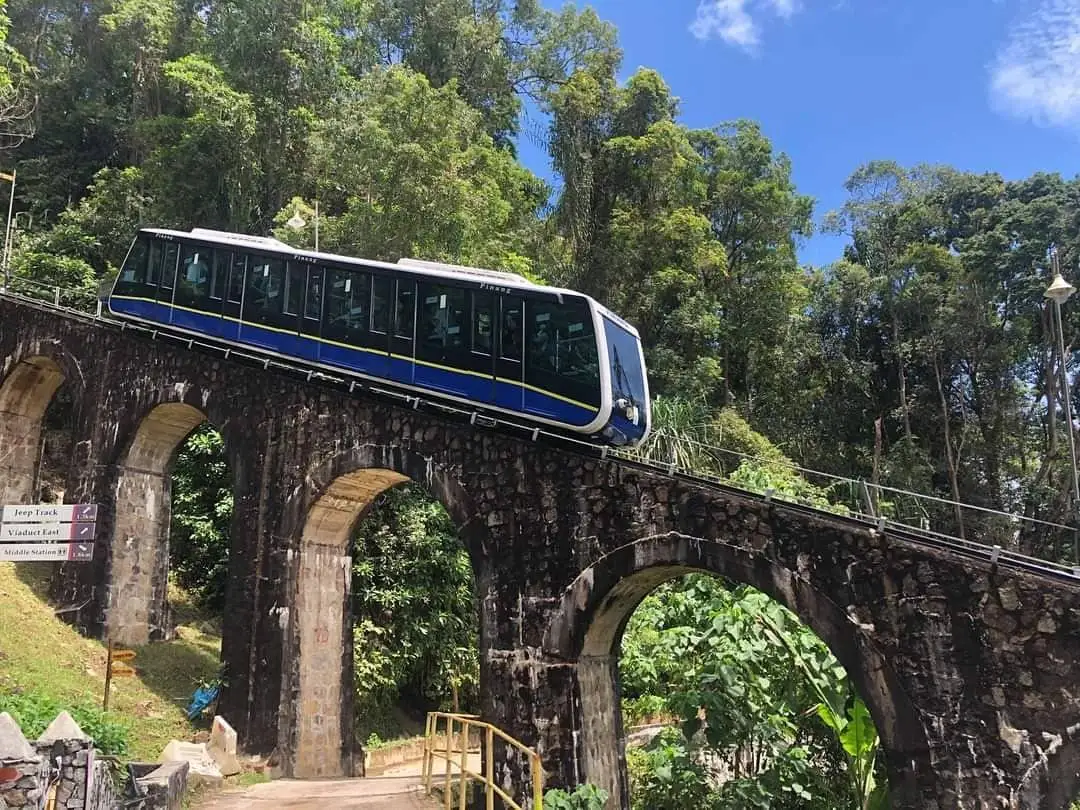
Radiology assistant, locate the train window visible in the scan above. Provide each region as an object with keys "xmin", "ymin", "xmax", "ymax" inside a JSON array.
[
  {"xmin": 418, "ymin": 283, "xmax": 467, "ymax": 350},
  {"xmin": 227, "ymin": 254, "xmax": 246, "ymax": 303},
  {"xmin": 245, "ymin": 256, "xmax": 285, "ymax": 323},
  {"xmin": 371, "ymin": 276, "xmax": 391, "ymax": 334},
  {"xmin": 500, "ymin": 297, "xmax": 523, "ymax": 362},
  {"xmin": 283, "ymin": 263, "xmax": 305, "ymax": 316},
  {"xmin": 324, "ymin": 268, "xmax": 370, "ymax": 341},
  {"xmin": 119, "ymin": 238, "xmax": 148, "ymax": 284},
  {"xmin": 305, "ymin": 267, "xmax": 323, "ymax": 320},
  {"xmin": 146, "ymin": 241, "xmax": 164, "ymax": 287},
  {"xmin": 394, "ymin": 279, "xmax": 415, "ymax": 339},
  {"xmin": 210, "ymin": 251, "xmax": 230, "ymax": 300},
  {"xmin": 159, "ymin": 243, "xmax": 179, "ymax": 293},
  {"xmin": 472, "ymin": 292, "xmax": 493, "ymax": 355},
  {"xmin": 177, "ymin": 244, "xmax": 211, "ymax": 305},
  {"xmin": 525, "ymin": 297, "xmax": 600, "ymax": 407}
]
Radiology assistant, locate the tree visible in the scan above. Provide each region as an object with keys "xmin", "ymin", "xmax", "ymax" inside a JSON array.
[
  {"xmin": 170, "ymin": 424, "xmax": 233, "ymax": 612},
  {"xmin": 289, "ymin": 65, "xmax": 546, "ymax": 269},
  {"xmin": 365, "ymin": 0, "xmax": 619, "ymax": 144},
  {"xmin": 622, "ymin": 576, "xmax": 886, "ymax": 810},
  {"xmin": 550, "ymin": 68, "xmax": 727, "ymax": 399},
  {"xmin": 139, "ymin": 55, "xmax": 259, "ymax": 228},
  {"xmin": 693, "ymin": 121, "xmax": 812, "ymax": 412}
]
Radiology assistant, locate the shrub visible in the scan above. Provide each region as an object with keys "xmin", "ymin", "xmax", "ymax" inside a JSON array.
[
  {"xmin": 0, "ymin": 689, "xmax": 132, "ymax": 757},
  {"xmin": 543, "ymin": 783, "xmax": 609, "ymax": 810}
]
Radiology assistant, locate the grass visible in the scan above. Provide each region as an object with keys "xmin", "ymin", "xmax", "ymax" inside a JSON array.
[{"xmin": 0, "ymin": 561, "xmax": 222, "ymax": 760}]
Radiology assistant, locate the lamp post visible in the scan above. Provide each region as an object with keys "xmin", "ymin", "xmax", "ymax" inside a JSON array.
[
  {"xmin": 1044, "ymin": 260, "xmax": 1080, "ymax": 568},
  {"xmin": 285, "ymin": 201, "xmax": 319, "ymax": 252}
]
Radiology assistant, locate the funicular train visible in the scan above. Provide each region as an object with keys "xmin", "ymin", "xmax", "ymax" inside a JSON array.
[{"xmin": 108, "ymin": 228, "xmax": 651, "ymax": 446}]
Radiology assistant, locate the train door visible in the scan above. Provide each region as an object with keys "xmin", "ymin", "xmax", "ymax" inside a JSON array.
[
  {"xmin": 298, "ymin": 262, "xmax": 325, "ymax": 362},
  {"xmin": 156, "ymin": 241, "xmax": 180, "ymax": 320},
  {"xmin": 388, "ymin": 277, "xmax": 416, "ymax": 385},
  {"xmin": 494, "ymin": 295, "xmax": 524, "ymax": 411},
  {"xmin": 367, "ymin": 273, "xmax": 392, "ymax": 378},
  {"xmin": 221, "ymin": 252, "xmax": 246, "ymax": 340}
]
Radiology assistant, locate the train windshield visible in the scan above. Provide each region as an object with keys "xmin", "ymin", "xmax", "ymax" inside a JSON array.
[{"xmin": 602, "ymin": 316, "xmax": 647, "ymax": 414}]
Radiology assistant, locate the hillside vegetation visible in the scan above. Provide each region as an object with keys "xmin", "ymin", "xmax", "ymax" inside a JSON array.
[{"xmin": 0, "ymin": 562, "xmax": 219, "ymax": 760}]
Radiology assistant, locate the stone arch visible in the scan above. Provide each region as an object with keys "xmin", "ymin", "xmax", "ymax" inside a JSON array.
[
  {"xmin": 0, "ymin": 355, "xmax": 69, "ymax": 504},
  {"xmin": 107, "ymin": 402, "xmax": 209, "ymax": 645},
  {"xmin": 283, "ymin": 444, "xmax": 487, "ymax": 779},
  {"xmin": 543, "ymin": 532, "xmax": 933, "ymax": 810}
]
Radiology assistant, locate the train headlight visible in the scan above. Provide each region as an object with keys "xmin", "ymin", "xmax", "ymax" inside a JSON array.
[{"xmin": 615, "ymin": 398, "xmax": 639, "ymax": 425}]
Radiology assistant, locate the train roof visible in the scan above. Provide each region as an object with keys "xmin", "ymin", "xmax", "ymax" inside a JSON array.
[{"xmin": 140, "ymin": 227, "xmax": 641, "ymax": 337}]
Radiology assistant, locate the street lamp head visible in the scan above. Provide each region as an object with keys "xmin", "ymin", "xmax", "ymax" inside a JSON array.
[
  {"xmin": 1045, "ymin": 273, "xmax": 1076, "ymax": 305},
  {"xmin": 286, "ymin": 211, "xmax": 305, "ymax": 230}
]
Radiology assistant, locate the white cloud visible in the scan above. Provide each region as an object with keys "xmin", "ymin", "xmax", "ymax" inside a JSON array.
[
  {"xmin": 990, "ymin": 0, "xmax": 1080, "ymax": 129},
  {"xmin": 768, "ymin": 0, "xmax": 801, "ymax": 19},
  {"xmin": 690, "ymin": 0, "xmax": 803, "ymax": 51}
]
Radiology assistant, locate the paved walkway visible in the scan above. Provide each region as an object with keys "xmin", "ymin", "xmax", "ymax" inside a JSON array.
[
  {"xmin": 194, "ymin": 775, "xmax": 439, "ymax": 809},
  {"xmin": 192, "ymin": 751, "xmax": 484, "ymax": 809}
]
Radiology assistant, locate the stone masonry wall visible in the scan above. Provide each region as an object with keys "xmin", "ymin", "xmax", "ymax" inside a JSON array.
[{"xmin": 5, "ymin": 295, "xmax": 1080, "ymax": 808}]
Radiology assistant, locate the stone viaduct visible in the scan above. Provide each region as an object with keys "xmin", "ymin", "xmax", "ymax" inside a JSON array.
[{"xmin": 2, "ymin": 293, "xmax": 1080, "ymax": 809}]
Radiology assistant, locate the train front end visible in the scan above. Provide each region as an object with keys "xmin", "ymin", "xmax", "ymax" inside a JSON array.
[{"xmin": 598, "ymin": 309, "xmax": 651, "ymax": 446}]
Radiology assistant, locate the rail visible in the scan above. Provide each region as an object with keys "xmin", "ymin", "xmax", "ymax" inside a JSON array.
[
  {"xmin": 4, "ymin": 277, "xmax": 1080, "ymax": 583},
  {"xmin": 422, "ymin": 711, "xmax": 543, "ymax": 810}
]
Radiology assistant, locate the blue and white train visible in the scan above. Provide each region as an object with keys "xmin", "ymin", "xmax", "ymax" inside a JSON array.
[{"xmin": 108, "ymin": 228, "xmax": 652, "ymax": 446}]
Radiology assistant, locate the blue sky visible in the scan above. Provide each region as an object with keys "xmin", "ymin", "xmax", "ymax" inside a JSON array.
[{"xmin": 519, "ymin": 0, "xmax": 1080, "ymax": 267}]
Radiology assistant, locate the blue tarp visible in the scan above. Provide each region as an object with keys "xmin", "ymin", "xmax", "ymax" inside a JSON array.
[{"xmin": 186, "ymin": 684, "xmax": 220, "ymax": 720}]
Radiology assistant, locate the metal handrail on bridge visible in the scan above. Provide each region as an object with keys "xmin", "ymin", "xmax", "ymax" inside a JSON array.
[{"xmin": 422, "ymin": 711, "xmax": 543, "ymax": 810}]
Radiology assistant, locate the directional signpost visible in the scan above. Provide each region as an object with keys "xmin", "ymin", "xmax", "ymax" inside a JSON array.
[
  {"xmin": 103, "ymin": 641, "xmax": 137, "ymax": 710},
  {"xmin": 0, "ymin": 503, "xmax": 97, "ymax": 562}
]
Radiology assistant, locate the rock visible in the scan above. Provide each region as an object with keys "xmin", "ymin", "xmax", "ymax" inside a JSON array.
[
  {"xmin": 0, "ymin": 714, "xmax": 35, "ymax": 761},
  {"xmin": 207, "ymin": 746, "xmax": 241, "ymax": 778},
  {"xmin": 135, "ymin": 761, "xmax": 189, "ymax": 810},
  {"xmin": 209, "ymin": 716, "xmax": 236, "ymax": 756},
  {"xmin": 206, "ymin": 715, "xmax": 240, "ymax": 775},
  {"xmin": 159, "ymin": 741, "xmax": 223, "ymax": 787},
  {"xmin": 36, "ymin": 713, "xmax": 89, "ymax": 745},
  {"xmin": 999, "ymin": 585, "xmax": 1020, "ymax": 612},
  {"xmin": 1038, "ymin": 614, "xmax": 1057, "ymax": 634}
]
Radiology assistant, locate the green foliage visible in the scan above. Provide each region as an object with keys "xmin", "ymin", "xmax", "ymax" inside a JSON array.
[
  {"xmin": 622, "ymin": 576, "xmax": 881, "ymax": 809},
  {"xmin": 627, "ymin": 730, "xmax": 715, "ymax": 810},
  {"xmin": 289, "ymin": 65, "xmax": 546, "ymax": 269},
  {"xmin": 9, "ymin": 165, "xmax": 149, "ymax": 299},
  {"xmin": 170, "ymin": 425, "xmax": 233, "ymax": 612},
  {"xmin": 350, "ymin": 484, "xmax": 477, "ymax": 740},
  {"xmin": 542, "ymin": 783, "xmax": 609, "ymax": 810},
  {"xmin": 0, "ymin": 689, "xmax": 132, "ymax": 757},
  {"xmin": 140, "ymin": 55, "xmax": 259, "ymax": 228},
  {"xmin": 638, "ymin": 396, "xmax": 847, "ymax": 514},
  {"xmin": 14, "ymin": 0, "xmax": 1080, "ymax": 800}
]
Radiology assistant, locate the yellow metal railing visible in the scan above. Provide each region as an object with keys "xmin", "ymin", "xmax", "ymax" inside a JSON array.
[{"xmin": 422, "ymin": 711, "xmax": 543, "ymax": 810}]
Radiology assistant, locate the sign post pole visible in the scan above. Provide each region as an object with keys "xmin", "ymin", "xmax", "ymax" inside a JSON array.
[{"xmin": 103, "ymin": 639, "xmax": 114, "ymax": 712}]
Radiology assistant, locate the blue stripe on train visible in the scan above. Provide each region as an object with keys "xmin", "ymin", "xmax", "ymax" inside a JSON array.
[{"xmin": 109, "ymin": 297, "xmax": 598, "ymax": 427}]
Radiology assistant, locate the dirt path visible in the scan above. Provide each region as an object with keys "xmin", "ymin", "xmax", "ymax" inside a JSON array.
[{"xmin": 193, "ymin": 775, "xmax": 440, "ymax": 809}]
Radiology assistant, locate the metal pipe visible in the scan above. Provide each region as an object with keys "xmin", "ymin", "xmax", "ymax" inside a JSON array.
[{"xmin": 1054, "ymin": 296, "xmax": 1080, "ymax": 566}]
